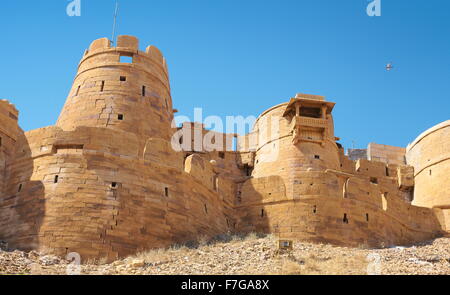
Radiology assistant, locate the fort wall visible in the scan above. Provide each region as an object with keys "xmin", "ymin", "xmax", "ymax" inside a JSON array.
[
  {"xmin": 234, "ymin": 95, "xmax": 444, "ymax": 247},
  {"xmin": 406, "ymin": 120, "xmax": 450, "ymax": 231},
  {"xmin": 0, "ymin": 126, "xmax": 237, "ymax": 260},
  {"xmin": 0, "ymin": 36, "xmax": 447, "ymax": 260},
  {"xmin": 368, "ymin": 143, "xmax": 406, "ymax": 165}
]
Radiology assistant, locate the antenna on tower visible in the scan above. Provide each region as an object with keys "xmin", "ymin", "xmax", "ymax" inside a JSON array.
[{"xmin": 111, "ymin": 0, "xmax": 119, "ymax": 46}]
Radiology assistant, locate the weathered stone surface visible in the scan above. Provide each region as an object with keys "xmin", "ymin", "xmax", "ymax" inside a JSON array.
[{"xmin": 406, "ymin": 120, "xmax": 450, "ymax": 232}]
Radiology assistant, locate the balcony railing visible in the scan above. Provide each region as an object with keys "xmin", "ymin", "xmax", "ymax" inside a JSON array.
[{"xmin": 294, "ymin": 116, "xmax": 327, "ymax": 129}]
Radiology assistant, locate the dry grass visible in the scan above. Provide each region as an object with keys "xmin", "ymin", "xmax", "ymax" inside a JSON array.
[
  {"xmin": 128, "ymin": 233, "xmax": 369, "ymax": 275},
  {"xmin": 131, "ymin": 232, "xmax": 270, "ymax": 265},
  {"xmin": 279, "ymin": 253, "xmax": 368, "ymax": 275}
]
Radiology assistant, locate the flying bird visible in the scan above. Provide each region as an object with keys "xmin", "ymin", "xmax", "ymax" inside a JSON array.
[{"xmin": 386, "ymin": 62, "xmax": 394, "ymax": 71}]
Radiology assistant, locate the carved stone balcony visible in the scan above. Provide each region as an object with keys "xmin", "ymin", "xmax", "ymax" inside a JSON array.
[
  {"xmin": 291, "ymin": 116, "xmax": 327, "ymax": 145},
  {"xmin": 294, "ymin": 116, "xmax": 327, "ymax": 129}
]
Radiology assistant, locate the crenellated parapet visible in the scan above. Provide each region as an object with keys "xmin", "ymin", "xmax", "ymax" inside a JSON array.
[{"xmin": 81, "ymin": 36, "xmax": 169, "ymax": 78}]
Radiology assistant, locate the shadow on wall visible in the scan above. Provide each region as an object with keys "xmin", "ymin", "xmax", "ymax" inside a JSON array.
[
  {"xmin": 235, "ymin": 176, "xmax": 287, "ymax": 234},
  {"xmin": 0, "ymin": 131, "xmax": 46, "ymax": 251}
]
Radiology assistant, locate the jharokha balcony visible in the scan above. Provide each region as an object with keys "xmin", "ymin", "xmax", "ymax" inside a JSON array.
[{"xmin": 294, "ymin": 115, "xmax": 328, "ymax": 129}]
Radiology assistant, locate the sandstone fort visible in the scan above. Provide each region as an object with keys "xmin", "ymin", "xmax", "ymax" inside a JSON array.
[{"xmin": 0, "ymin": 36, "xmax": 448, "ymax": 261}]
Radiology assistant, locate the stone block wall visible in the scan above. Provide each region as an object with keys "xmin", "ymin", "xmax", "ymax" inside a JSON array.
[
  {"xmin": 406, "ymin": 120, "xmax": 450, "ymax": 231},
  {"xmin": 0, "ymin": 36, "xmax": 447, "ymax": 261},
  {"xmin": 368, "ymin": 143, "xmax": 406, "ymax": 165}
]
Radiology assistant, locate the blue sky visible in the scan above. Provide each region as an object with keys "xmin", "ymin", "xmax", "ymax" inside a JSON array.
[{"xmin": 0, "ymin": 0, "xmax": 449, "ymax": 149}]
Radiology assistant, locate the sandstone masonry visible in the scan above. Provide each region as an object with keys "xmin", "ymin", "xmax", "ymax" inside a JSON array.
[{"xmin": 0, "ymin": 36, "xmax": 448, "ymax": 261}]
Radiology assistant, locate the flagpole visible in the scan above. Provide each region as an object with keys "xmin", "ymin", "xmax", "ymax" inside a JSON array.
[{"xmin": 111, "ymin": 1, "xmax": 119, "ymax": 45}]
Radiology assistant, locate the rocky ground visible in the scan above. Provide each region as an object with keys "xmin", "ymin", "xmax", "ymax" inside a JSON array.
[{"xmin": 0, "ymin": 234, "xmax": 449, "ymax": 275}]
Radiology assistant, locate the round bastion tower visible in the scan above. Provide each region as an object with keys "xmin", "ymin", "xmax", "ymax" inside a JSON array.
[
  {"xmin": 57, "ymin": 35, "xmax": 174, "ymax": 140},
  {"xmin": 406, "ymin": 120, "xmax": 450, "ymax": 232},
  {"xmin": 251, "ymin": 93, "xmax": 340, "ymax": 196}
]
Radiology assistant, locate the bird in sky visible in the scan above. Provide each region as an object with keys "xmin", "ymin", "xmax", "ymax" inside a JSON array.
[{"xmin": 386, "ymin": 62, "xmax": 394, "ymax": 71}]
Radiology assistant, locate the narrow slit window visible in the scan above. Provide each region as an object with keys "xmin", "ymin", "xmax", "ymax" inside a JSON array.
[
  {"xmin": 343, "ymin": 213, "xmax": 349, "ymax": 224},
  {"xmin": 261, "ymin": 209, "xmax": 265, "ymax": 218},
  {"xmin": 429, "ymin": 170, "xmax": 432, "ymax": 176},
  {"xmin": 213, "ymin": 176, "xmax": 218, "ymax": 192},
  {"xmin": 100, "ymin": 81, "xmax": 105, "ymax": 92},
  {"xmin": 18, "ymin": 184, "xmax": 22, "ymax": 192},
  {"xmin": 54, "ymin": 175, "xmax": 59, "ymax": 183},
  {"xmin": 76, "ymin": 85, "xmax": 80, "ymax": 96},
  {"xmin": 313, "ymin": 205, "xmax": 317, "ymax": 214},
  {"xmin": 366, "ymin": 213, "xmax": 369, "ymax": 222},
  {"xmin": 120, "ymin": 76, "xmax": 127, "ymax": 82},
  {"xmin": 204, "ymin": 204, "xmax": 208, "ymax": 214},
  {"xmin": 0, "ymin": 137, "xmax": 2, "ymax": 147},
  {"xmin": 165, "ymin": 187, "xmax": 169, "ymax": 197},
  {"xmin": 142, "ymin": 86, "xmax": 146, "ymax": 96}
]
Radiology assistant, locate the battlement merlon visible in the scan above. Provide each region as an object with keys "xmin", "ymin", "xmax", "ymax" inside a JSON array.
[{"xmin": 81, "ymin": 35, "xmax": 169, "ymax": 73}]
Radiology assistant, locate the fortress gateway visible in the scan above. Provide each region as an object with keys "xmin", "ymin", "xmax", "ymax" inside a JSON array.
[{"xmin": 0, "ymin": 36, "xmax": 448, "ymax": 261}]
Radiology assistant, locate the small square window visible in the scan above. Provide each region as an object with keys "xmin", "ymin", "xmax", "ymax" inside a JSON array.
[
  {"xmin": 120, "ymin": 76, "xmax": 127, "ymax": 82},
  {"xmin": 314, "ymin": 155, "xmax": 320, "ymax": 159},
  {"xmin": 118, "ymin": 114, "xmax": 124, "ymax": 121},
  {"xmin": 120, "ymin": 56, "xmax": 133, "ymax": 63}
]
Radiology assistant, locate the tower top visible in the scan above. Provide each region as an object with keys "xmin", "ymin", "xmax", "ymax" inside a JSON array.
[{"xmin": 82, "ymin": 35, "xmax": 168, "ymax": 73}]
